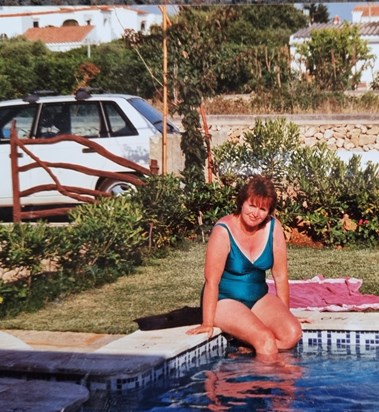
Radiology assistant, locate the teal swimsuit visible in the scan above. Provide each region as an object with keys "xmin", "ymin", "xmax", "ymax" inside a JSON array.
[{"xmin": 216, "ymin": 217, "xmax": 275, "ymax": 309}]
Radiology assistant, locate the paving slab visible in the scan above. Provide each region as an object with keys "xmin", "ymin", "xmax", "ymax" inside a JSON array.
[
  {"xmin": 0, "ymin": 331, "xmax": 32, "ymax": 350},
  {"xmin": 95, "ymin": 325, "xmax": 223, "ymax": 357},
  {"xmin": 1, "ymin": 311, "xmax": 379, "ymax": 357},
  {"xmin": 1, "ymin": 330, "xmax": 124, "ymax": 352},
  {"xmin": 292, "ymin": 309, "xmax": 379, "ymax": 331}
]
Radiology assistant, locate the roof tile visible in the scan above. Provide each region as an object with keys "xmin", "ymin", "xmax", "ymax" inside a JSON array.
[
  {"xmin": 24, "ymin": 25, "xmax": 94, "ymax": 44},
  {"xmin": 292, "ymin": 22, "xmax": 379, "ymax": 40}
]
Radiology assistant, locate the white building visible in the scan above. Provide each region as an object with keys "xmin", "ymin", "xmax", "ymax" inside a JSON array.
[
  {"xmin": 352, "ymin": 4, "xmax": 379, "ymax": 23},
  {"xmin": 0, "ymin": 5, "xmax": 162, "ymax": 52},
  {"xmin": 290, "ymin": 5, "xmax": 379, "ymax": 89}
]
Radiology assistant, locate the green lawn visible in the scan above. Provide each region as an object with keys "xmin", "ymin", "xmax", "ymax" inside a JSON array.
[{"xmin": 0, "ymin": 242, "xmax": 377, "ymax": 334}]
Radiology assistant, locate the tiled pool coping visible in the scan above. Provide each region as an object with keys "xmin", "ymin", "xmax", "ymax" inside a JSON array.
[{"xmin": 90, "ymin": 334, "xmax": 228, "ymax": 393}]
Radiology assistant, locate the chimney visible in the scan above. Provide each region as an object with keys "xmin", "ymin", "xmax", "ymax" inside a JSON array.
[{"xmin": 333, "ymin": 15, "xmax": 341, "ymax": 25}]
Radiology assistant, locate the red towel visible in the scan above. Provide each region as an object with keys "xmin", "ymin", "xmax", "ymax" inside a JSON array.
[{"xmin": 268, "ymin": 275, "xmax": 379, "ymax": 312}]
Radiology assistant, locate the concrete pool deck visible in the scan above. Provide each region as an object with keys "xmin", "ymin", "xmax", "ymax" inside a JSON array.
[{"xmin": 0, "ymin": 309, "xmax": 378, "ymax": 411}]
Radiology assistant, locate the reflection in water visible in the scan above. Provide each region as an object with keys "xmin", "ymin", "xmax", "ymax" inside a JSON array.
[{"xmin": 203, "ymin": 351, "xmax": 304, "ymax": 411}]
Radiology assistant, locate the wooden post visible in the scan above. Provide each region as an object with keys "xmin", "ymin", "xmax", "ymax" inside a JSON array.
[
  {"xmin": 162, "ymin": 3, "xmax": 168, "ymax": 175},
  {"xmin": 10, "ymin": 120, "xmax": 21, "ymax": 222},
  {"xmin": 200, "ymin": 104, "xmax": 213, "ymax": 183}
]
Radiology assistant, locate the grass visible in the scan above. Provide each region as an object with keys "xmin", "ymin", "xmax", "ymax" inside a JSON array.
[{"xmin": 0, "ymin": 242, "xmax": 377, "ymax": 335}]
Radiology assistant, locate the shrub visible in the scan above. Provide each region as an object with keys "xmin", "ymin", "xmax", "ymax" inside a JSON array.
[
  {"xmin": 183, "ymin": 179, "xmax": 238, "ymax": 238},
  {"xmin": 286, "ymin": 145, "xmax": 379, "ymax": 246},
  {"xmin": 213, "ymin": 117, "xmax": 300, "ymax": 187},
  {"xmin": 0, "ymin": 222, "xmax": 61, "ymax": 278},
  {"xmin": 60, "ymin": 196, "xmax": 146, "ymax": 276},
  {"xmin": 0, "ymin": 196, "xmax": 147, "ymax": 317},
  {"xmin": 130, "ymin": 174, "xmax": 190, "ymax": 248}
]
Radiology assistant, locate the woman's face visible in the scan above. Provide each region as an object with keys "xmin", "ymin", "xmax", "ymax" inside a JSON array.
[{"xmin": 240, "ymin": 196, "xmax": 270, "ymax": 228}]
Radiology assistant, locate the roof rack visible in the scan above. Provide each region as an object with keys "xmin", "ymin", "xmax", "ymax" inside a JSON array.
[
  {"xmin": 23, "ymin": 90, "xmax": 58, "ymax": 103},
  {"xmin": 75, "ymin": 87, "xmax": 104, "ymax": 101}
]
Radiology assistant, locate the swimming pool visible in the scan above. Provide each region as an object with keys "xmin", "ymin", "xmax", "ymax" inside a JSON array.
[{"xmin": 82, "ymin": 330, "xmax": 379, "ymax": 411}]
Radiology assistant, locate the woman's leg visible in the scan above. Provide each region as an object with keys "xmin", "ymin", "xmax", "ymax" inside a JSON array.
[
  {"xmin": 252, "ymin": 293, "xmax": 302, "ymax": 350},
  {"xmin": 214, "ymin": 299, "xmax": 278, "ymax": 357}
]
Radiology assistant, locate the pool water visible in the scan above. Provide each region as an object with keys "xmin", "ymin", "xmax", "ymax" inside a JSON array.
[{"xmin": 83, "ymin": 345, "xmax": 379, "ymax": 411}]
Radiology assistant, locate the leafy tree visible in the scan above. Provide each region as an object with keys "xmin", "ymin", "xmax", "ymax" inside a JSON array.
[
  {"xmin": 0, "ymin": 37, "xmax": 50, "ymax": 99},
  {"xmin": 168, "ymin": 7, "xmax": 240, "ymax": 184},
  {"xmin": 33, "ymin": 52, "xmax": 83, "ymax": 94},
  {"xmin": 295, "ymin": 23, "xmax": 374, "ymax": 91},
  {"xmin": 225, "ymin": 4, "xmax": 307, "ymax": 47},
  {"xmin": 304, "ymin": 4, "xmax": 329, "ymax": 24},
  {"xmin": 90, "ymin": 41, "xmax": 156, "ymax": 97}
]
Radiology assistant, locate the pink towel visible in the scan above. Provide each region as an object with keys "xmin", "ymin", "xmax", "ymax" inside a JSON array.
[{"xmin": 268, "ymin": 275, "xmax": 379, "ymax": 312}]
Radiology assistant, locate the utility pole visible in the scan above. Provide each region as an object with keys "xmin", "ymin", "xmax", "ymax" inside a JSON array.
[{"xmin": 162, "ymin": 3, "xmax": 168, "ymax": 175}]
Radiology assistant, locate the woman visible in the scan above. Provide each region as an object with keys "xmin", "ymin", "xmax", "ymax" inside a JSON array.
[{"xmin": 187, "ymin": 175, "xmax": 302, "ymax": 361}]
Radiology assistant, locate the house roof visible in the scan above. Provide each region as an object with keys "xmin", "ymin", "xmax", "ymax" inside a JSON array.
[
  {"xmin": 24, "ymin": 25, "xmax": 94, "ymax": 44},
  {"xmin": 353, "ymin": 4, "xmax": 379, "ymax": 17},
  {"xmin": 292, "ymin": 21, "xmax": 379, "ymax": 40}
]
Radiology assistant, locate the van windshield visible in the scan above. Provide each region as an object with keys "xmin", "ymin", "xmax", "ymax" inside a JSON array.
[{"xmin": 127, "ymin": 97, "xmax": 179, "ymax": 134}]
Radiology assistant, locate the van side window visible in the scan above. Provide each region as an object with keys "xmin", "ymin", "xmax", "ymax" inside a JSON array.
[
  {"xmin": 37, "ymin": 104, "xmax": 70, "ymax": 138},
  {"xmin": 37, "ymin": 102, "xmax": 103, "ymax": 138},
  {"xmin": 0, "ymin": 106, "xmax": 37, "ymax": 142},
  {"xmin": 102, "ymin": 102, "xmax": 138, "ymax": 137},
  {"xmin": 70, "ymin": 102, "xmax": 102, "ymax": 137}
]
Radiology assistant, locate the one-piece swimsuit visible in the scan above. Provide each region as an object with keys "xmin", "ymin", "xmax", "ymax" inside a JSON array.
[{"xmin": 216, "ymin": 217, "xmax": 275, "ymax": 308}]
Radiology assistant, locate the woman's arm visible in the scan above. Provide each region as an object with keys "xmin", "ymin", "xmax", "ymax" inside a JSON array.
[
  {"xmin": 186, "ymin": 224, "xmax": 229, "ymax": 338},
  {"xmin": 271, "ymin": 218, "xmax": 290, "ymax": 308}
]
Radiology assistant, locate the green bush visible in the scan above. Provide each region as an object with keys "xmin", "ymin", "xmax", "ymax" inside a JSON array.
[
  {"xmin": 60, "ymin": 196, "xmax": 146, "ymax": 276},
  {"xmin": 129, "ymin": 174, "xmax": 190, "ymax": 249},
  {"xmin": 287, "ymin": 145, "xmax": 379, "ymax": 246},
  {"xmin": 0, "ymin": 222, "xmax": 61, "ymax": 277},
  {"xmin": 0, "ymin": 196, "xmax": 147, "ymax": 317},
  {"xmin": 213, "ymin": 117, "xmax": 300, "ymax": 188},
  {"xmin": 129, "ymin": 174, "xmax": 238, "ymax": 245},
  {"xmin": 183, "ymin": 179, "xmax": 237, "ymax": 237}
]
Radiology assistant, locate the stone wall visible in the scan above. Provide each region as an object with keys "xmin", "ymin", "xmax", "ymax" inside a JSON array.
[
  {"xmin": 204, "ymin": 114, "xmax": 379, "ymax": 152},
  {"xmin": 300, "ymin": 124, "xmax": 379, "ymax": 151},
  {"xmin": 152, "ymin": 114, "xmax": 379, "ymax": 175}
]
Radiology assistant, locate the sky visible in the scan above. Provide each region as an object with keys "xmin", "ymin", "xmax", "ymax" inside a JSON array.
[{"xmin": 327, "ymin": 2, "xmax": 364, "ymax": 22}]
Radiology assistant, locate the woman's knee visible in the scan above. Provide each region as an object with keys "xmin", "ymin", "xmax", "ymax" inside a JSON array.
[
  {"xmin": 250, "ymin": 328, "xmax": 278, "ymax": 355},
  {"xmin": 279, "ymin": 321, "xmax": 303, "ymax": 350}
]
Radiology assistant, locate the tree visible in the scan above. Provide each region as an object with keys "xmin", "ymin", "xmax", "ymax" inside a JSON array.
[
  {"xmin": 304, "ymin": 4, "xmax": 329, "ymax": 24},
  {"xmin": 168, "ymin": 6, "xmax": 240, "ymax": 184},
  {"xmin": 225, "ymin": 4, "xmax": 307, "ymax": 47},
  {"xmin": 0, "ymin": 37, "xmax": 50, "ymax": 99},
  {"xmin": 90, "ymin": 41, "xmax": 156, "ymax": 97},
  {"xmin": 296, "ymin": 23, "xmax": 374, "ymax": 91}
]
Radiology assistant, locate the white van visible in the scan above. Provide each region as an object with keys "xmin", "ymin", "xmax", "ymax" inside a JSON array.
[{"xmin": 0, "ymin": 90, "xmax": 180, "ymax": 208}]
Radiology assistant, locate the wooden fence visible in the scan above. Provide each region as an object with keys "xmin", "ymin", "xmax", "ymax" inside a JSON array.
[{"xmin": 9, "ymin": 120, "xmax": 158, "ymax": 222}]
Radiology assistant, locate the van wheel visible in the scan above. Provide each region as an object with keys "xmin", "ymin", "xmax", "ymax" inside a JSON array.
[{"xmin": 98, "ymin": 178, "xmax": 136, "ymax": 197}]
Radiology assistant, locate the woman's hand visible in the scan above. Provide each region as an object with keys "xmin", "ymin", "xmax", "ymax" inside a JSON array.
[
  {"xmin": 186, "ymin": 324, "xmax": 214, "ymax": 339},
  {"xmin": 297, "ymin": 317, "xmax": 312, "ymax": 324}
]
